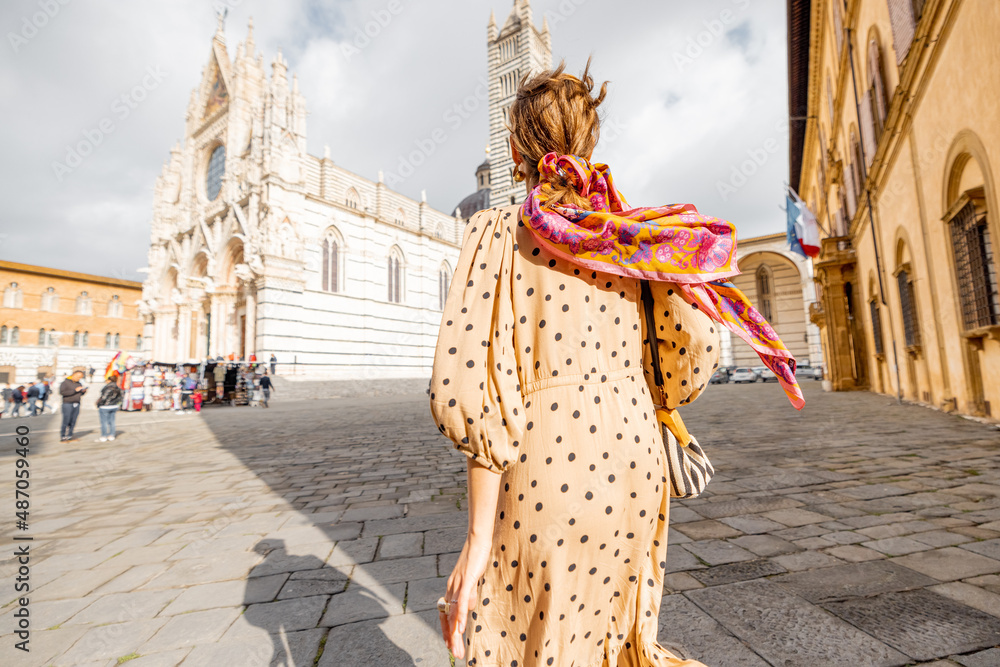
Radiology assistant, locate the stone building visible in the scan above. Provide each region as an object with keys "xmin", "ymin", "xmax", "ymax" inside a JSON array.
[
  {"xmin": 0, "ymin": 261, "xmax": 143, "ymax": 384},
  {"xmin": 788, "ymin": 0, "xmax": 999, "ymax": 417},
  {"xmin": 139, "ymin": 18, "xmax": 464, "ymax": 377},
  {"xmin": 720, "ymin": 234, "xmax": 824, "ymax": 370}
]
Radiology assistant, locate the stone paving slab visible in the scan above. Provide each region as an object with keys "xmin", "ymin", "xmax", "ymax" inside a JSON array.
[
  {"xmin": 893, "ymin": 547, "xmax": 1000, "ymax": 582},
  {"xmin": 689, "ymin": 559, "xmax": 787, "ymax": 587},
  {"xmin": 823, "ymin": 589, "xmax": 1000, "ymax": 661},
  {"xmin": 686, "ymin": 580, "xmax": 909, "ymax": 666},
  {"xmin": 658, "ymin": 593, "xmax": 770, "ymax": 666},
  {"xmin": 772, "ymin": 560, "xmax": 937, "ymax": 602}
]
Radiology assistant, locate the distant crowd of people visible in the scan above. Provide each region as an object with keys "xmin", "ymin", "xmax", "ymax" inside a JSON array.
[
  {"xmin": 1, "ymin": 353, "xmax": 280, "ymax": 442},
  {"xmin": 1, "ymin": 379, "xmax": 54, "ymax": 417}
]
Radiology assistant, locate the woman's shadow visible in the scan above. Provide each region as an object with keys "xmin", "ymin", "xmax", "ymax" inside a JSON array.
[{"xmin": 243, "ymin": 539, "xmax": 415, "ymax": 666}]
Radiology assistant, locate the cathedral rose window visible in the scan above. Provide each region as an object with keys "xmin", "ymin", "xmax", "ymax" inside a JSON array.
[{"xmin": 206, "ymin": 144, "xmax": 226, "ymax": 201}]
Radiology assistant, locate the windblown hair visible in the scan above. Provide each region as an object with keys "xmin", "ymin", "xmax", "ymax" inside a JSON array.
[{"xmin": 507, "ymin": 58, "xmax": 608, "ymax": 209}]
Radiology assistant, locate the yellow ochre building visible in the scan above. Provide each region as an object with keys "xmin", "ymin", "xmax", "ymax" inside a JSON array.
[
  {"xmin": 788, "ymin": 0, "xmax": 1000, "ymax": 418},
  {"xmin": 0, "ymin": 261, "xmax": 144, "ymax": 384}
]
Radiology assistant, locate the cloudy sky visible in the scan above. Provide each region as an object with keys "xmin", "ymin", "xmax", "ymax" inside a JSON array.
[{"xmin": 0, "ymin": 0, "xmax": 789, "ymax": 281}]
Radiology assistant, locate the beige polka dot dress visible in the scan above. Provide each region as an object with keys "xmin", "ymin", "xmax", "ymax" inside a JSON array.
[{"xmin": 430, "ymin": 205, "xmax": 718, "ymax": 667}]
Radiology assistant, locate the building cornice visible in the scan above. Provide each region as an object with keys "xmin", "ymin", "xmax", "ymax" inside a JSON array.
[{"xmin": 0, "ymin": 261, "xmax": 143, "ymax": 289}]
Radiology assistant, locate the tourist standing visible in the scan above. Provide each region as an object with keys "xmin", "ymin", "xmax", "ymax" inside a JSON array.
[
  {"xmin": 96, "ymin": 373, "xmax": 123, "ymax": 442},
  {"xmin": 38, "ymin": 380, "xmax": 50, "ymax": 414},
  {"xmin": 59, "ymin": 370, "xmax": 87, "ymax": 442},
  {"xmin": 213, "ymin": 362, "xmax": 226, "ymax": 402},
  {"xmin": 269, "ymin": 354, "xmax": 277, "ymax": 376},
  {"xmin": 11, "ymin": 386, "xmax": 25, "ymax": 417},
  {"xmin": 181, "ymin": 372, "xmax": 197, "ymax": 411},
  {"xmin": 2, "ymin": 383, "xmax": 13, "ymax": 417},
  {"xmin": 26, "ymin": 381, "xmax": 40, "ymax": 416},
  {"xmin": 259, "ymin": 371, "xmax": 273, "ymax": 408},
  {"xmin": 87, "ymin": 366, "xmax": 95, "ymax": 383}
]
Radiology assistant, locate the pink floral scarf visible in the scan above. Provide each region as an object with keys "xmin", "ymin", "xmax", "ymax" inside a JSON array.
[{"xmin": 520, "ymin": 153, "xmax": 804, "ymax": 410}]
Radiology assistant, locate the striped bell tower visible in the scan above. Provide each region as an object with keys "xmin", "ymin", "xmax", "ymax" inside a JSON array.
[{"xmin": 487, "ymin": 0, "xmax": 552, "ymax": 208}]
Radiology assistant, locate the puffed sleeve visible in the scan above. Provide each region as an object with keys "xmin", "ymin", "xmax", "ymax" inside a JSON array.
[
  {"xmin": 429, "ymin": 208, "xmax": 526, "ymax": 474},
  {"xmin": 640, "ymin": 281, "xmax": 721, "ymax": 409}
]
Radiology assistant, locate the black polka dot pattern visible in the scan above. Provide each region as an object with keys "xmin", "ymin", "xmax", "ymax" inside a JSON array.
[{"xmin": 428, "ymin": 204, "xmax": 719, "ymax": 666}]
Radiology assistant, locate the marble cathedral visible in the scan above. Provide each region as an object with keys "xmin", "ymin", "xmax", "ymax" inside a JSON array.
[
  {"xmin": 141, "ymin": 3, "xmax": 553, "ymax": 377},
  {"xmin": 140, "ymin": 18, "xmax": 464, "ymax": 377}
]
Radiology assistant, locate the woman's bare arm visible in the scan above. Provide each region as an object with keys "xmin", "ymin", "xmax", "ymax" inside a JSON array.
[{"xmin": 440, "ymin": 458, "xmax": 502, "ymax": 659}]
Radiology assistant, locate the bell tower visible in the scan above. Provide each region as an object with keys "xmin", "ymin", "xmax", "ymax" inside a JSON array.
[{"xmin": 487, "ymin": 0, "xmax": 552, "ymax": 208}]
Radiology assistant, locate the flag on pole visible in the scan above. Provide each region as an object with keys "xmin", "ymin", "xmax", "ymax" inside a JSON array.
[{"xmin": 785, "ymin": 187, "xmax": 820, "ymax": 258}]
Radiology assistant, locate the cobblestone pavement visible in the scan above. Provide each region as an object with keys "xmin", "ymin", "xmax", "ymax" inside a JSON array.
[{"xmin": 2, "ymin": 381, "xmax": 1000, "ymax": 666}]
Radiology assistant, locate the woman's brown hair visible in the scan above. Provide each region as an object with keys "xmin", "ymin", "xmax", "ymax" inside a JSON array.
[{"xmin": 507, "ymin": 58, "xmax": 608, "ymax": 209}]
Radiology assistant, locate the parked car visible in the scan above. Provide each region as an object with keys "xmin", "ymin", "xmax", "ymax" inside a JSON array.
[
  {"xmin": 709, "ymin": 368, "xmax": 729, "ymax": 384},
  {"xmin": 730, "ymin": 367, "xmax": 757, "ymax": 384},
  {"xmin": 757, "ymin": 367, "xmax": 777, "ymax": 382},
  {"xmin": 795, "ymin": 365, "xmax": 823, "ymax": 380}
]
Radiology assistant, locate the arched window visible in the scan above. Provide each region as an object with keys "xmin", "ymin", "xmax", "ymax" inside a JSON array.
[
  {"xmin": 387, "ymin": 250, "xmax": 403, "ymax": 303},
  {"xmin": 38, "ymin": 328, "xmax": 46, "ymax": 345},
  {"xmin": 896, "ymin": 267, "xmax": 920, "ymax": 347},
  {"xmin": 3, "ymin": 283, "xmax": 22, "ymax": 309},
  {"xmin": 136, "ymin": 334, "xmax": 143, "ymax": 350},
  {"xmin": 48, "ymin": 329, "xmax": 57, "ymax": 346},
  {"xmin": 107, "ymin": 295, "xmax": 123, "ymax": 318},
  {"xmin": 9, "ymin": 326, "xmax": 19, "ymax": 345},
  {"xmin": 345, "ymin": 188, "xmax": 360, "ymax": 210},
  {"xmin": 755, "ymin": 266, "xmax": 774, "ymax": 322},
  {"xmin": 41, "ymin": 287, "xmax": 58, "ymax": 312},
  {"xmin": 73, "ymin": 330, "xmax": 80, "ymax": 347},
  {"xmin": 949, "ymin": 194, "xmax": 998, "ymax": 330},
  {"xmin": 113, "ymin": 333, "xmax": 120, "ymax": 348},
  {"xmin": 82, "ymin": 331, "xmax": 89, "ymax": 347},
  {"xmin": 321, "ymin": 233, "xmax": 340, "ymax": 293},
  {"xmin": 832, "ymin": 0, "xmax": 844, "ymax": 55},
  {"xmin": 436, "ymin": 221, "xmax": 446, "ymax": 240},
  {"xmin": 75, "ymin": 291, "xmax": 92, "ymax": 315},
  {"xmin": 869, "ymin": 296, "xmax": 884, "ymax": 356},
  {"xmin": 0, "ymin": 326, "xmax": 7, "ymax": 345},
  {"xmin": 439, "ymin": 263, "xmax": 452, "ymax": 311},
  {"xmin": 826, "ymin": 74, "xmax": 835, "ymax": 125},
  {"xmin": 105, "ymin": 333, "xmax": 112, "ymax": 349},
  {"xmin": 867, "ymin": 38, "xmax": 889, "ymax": 139},
  {"xmin": 848, "ymin": 128, "xmax": 864, "ymax": 215}
]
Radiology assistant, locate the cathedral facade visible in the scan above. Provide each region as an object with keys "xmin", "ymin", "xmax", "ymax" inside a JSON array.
[{"xmin": 140, "ymin": 19, "xmax": 464, "ymax": 378}]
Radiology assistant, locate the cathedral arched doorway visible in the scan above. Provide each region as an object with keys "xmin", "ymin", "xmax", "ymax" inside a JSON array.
[
  {"xmin": 216, "ymin": 239, "xmax": 256, "ymax": 360},
  {"xmin": 189, "ymin": 253, "xmax": 211, "ymax": 360}
]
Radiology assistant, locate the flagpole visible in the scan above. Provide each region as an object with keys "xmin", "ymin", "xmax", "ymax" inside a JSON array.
[{"xmin": 844, "ymin": 0, "xmax": 902, "ymax": 405}]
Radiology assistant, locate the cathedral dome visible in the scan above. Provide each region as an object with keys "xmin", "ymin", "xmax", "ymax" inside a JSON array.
[
  {"xmin": 455, "ymin": 188, "xmax": 492, "ymax": 221},
  {"xmin": 455, "ymin": 153, "xmax": 492, "ymax": 221}
]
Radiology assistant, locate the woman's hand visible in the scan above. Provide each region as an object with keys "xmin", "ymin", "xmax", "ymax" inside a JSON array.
[{"xmin": 439, "ymin": 535, "xmax": 492, "ymax": 660}]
